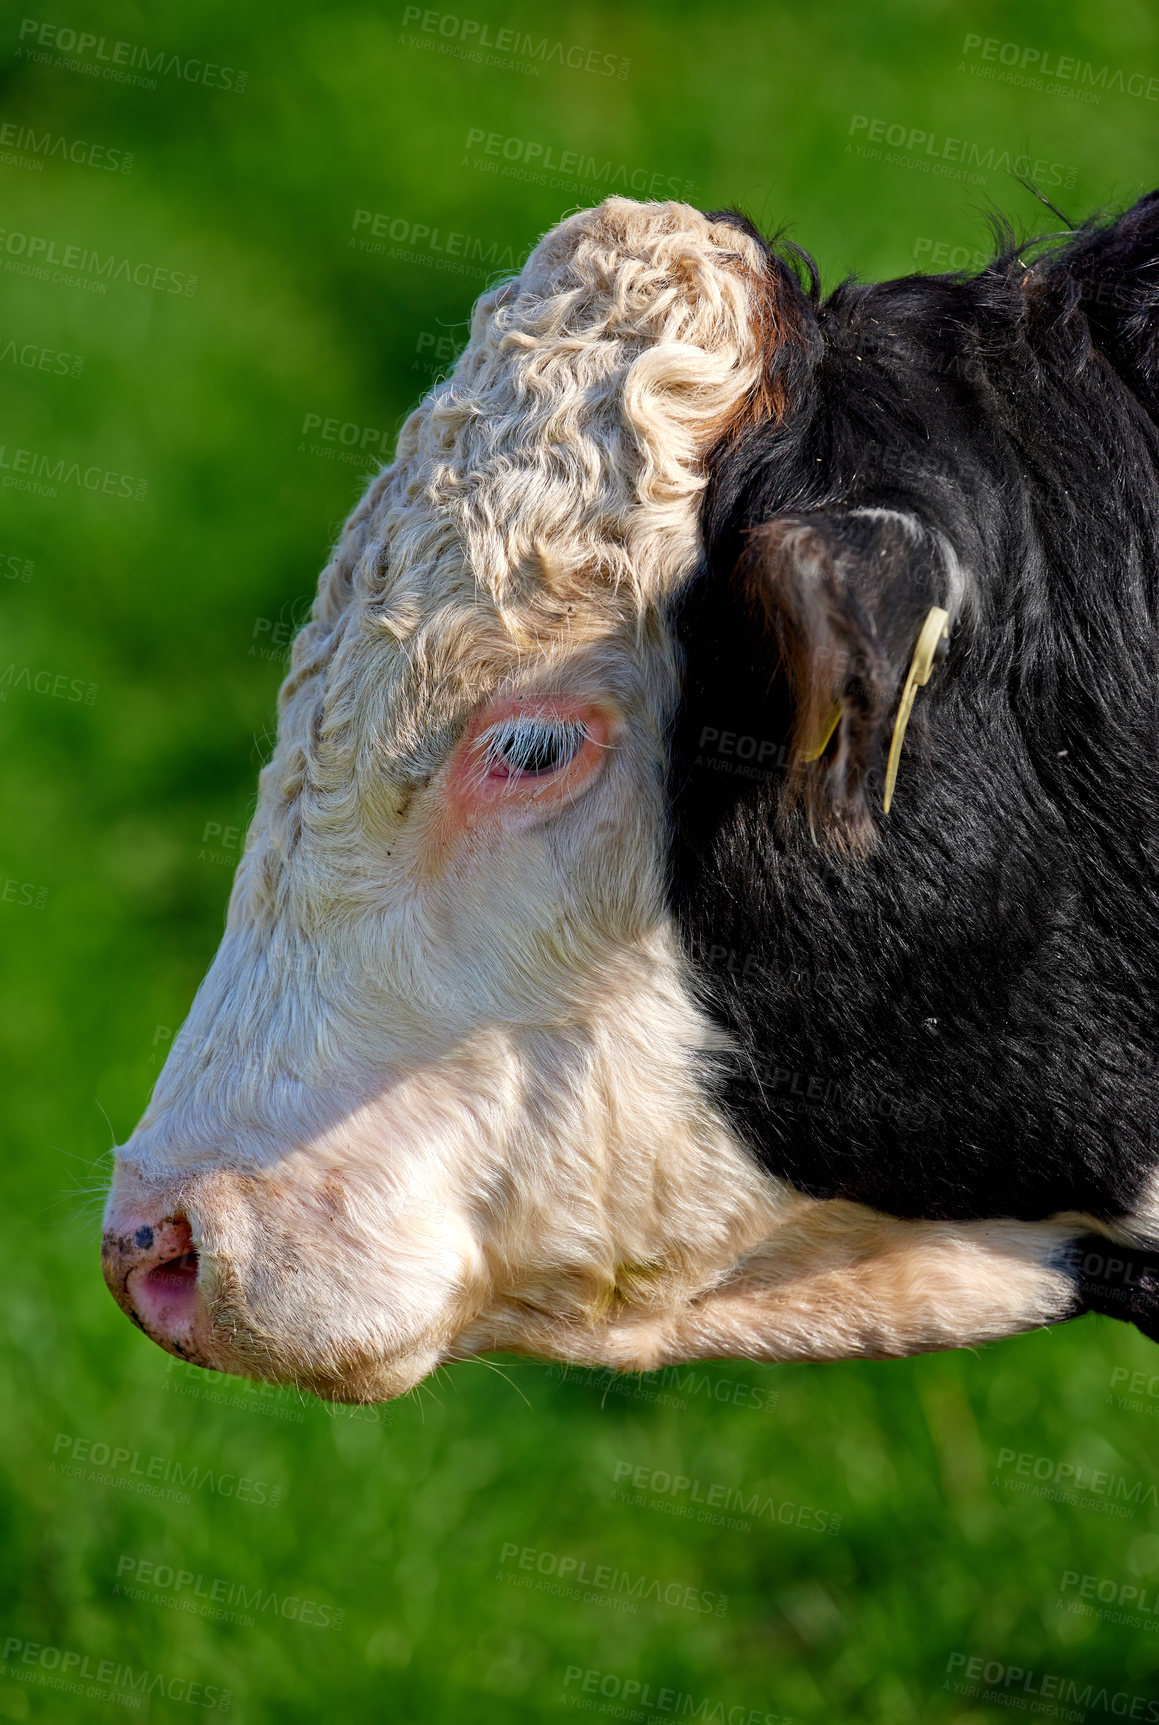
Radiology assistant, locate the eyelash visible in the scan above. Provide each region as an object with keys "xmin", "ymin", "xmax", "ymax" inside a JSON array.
[{"xmin": 475, "ymin": 716, "xmax": 590, "ymax": 779}]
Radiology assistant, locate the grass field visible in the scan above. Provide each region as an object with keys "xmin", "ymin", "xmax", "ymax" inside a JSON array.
[{"xmin": 3, "ymin": 0, "xmax": 1159, "ymax": 1718}]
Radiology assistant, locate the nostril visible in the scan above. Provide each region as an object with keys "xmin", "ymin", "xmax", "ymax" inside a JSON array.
[
  {"xmin": 120, "ymin": 1218, "xmax": 203, "ymax": 1346},
  {"xmin": 145, "ymin": 1249, "xmax": 199, "ymax": 1294}
]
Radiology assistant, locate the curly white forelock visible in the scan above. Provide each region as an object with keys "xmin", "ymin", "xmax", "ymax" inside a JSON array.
[{"xmin": 247, "ymin": 197, "xmax": 773, "ymax": 896}]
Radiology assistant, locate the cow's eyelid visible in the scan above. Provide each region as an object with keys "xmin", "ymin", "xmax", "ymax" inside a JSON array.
[{"xmin": 475, "ymin": 716, "xmax": 590, "ymax": 777}]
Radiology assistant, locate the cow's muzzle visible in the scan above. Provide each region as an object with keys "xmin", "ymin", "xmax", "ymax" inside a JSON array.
[{"xmin": 100, "ymin": 1164, "xmax": 470, "ymax": 1402}]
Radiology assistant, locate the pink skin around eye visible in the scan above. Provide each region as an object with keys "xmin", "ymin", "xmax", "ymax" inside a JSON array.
[{"xmin": 440, "ymin": 698, "xmax": 617, "ymax": 838}]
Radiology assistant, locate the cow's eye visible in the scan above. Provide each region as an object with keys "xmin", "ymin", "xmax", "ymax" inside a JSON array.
[
  {"xmin": 443, "ymin": 698, "xmax": 616, "ymax": 835},
  {"xmin": 477, "ymin": 716, "xmax": 589, "ymax": 780}
]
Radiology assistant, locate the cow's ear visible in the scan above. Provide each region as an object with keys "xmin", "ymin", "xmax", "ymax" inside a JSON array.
[{"xmin": 737, "ymin": 508, "xmax": 950, "ymax": 851}]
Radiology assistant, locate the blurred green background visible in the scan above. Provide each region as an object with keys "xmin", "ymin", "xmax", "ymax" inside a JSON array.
[{"xmin": 3, "ymin": 0, "xmax": 1159, "ymax": 1719}]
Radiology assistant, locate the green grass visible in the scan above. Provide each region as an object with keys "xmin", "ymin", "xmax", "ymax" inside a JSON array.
[{"xmin": 3, "ymin": 0, "xmax": 1159, "ymax": 1717}]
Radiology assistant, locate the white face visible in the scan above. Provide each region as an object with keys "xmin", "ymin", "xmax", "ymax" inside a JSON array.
[{"xmin": 101, "ymin": 198, "xmax": 781, "ymax": 1401}]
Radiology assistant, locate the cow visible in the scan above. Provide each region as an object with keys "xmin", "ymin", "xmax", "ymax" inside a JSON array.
[{"xmin": 103, "ymin": 193, "xmax": 1159, "ymax": 1403}]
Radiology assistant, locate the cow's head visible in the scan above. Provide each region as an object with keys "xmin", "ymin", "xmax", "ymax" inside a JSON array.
[
  {"xmin": 104, "ymin": 192, "xmax": 1159, "ymax": 1397},
  {"xmin": 102, "ymin": 199, "xmax": 802, "ymax": 1400}
]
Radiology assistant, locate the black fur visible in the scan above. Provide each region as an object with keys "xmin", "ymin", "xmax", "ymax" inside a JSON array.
[
  {"xmin": 1070, "ymin": 1234, "xmax": 1159, "ymax": 1339},
  {"xmin": 669, "ymin": 195, "xmax": 1159, "ymax": 1238}
]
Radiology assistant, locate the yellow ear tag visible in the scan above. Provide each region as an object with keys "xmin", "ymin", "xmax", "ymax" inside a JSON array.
[
  {"xmin": 882, "ymin": 606, "xmax": 949, "ymax": 815},
  {"xmin": 798, "ymin": 700, "xmax": 842, "ymax": 763}
]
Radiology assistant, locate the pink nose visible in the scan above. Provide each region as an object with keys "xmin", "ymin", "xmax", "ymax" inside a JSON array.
[{"xmin": 101, "ymin": 1210, "xmax": 204, "ymax": 1359}]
